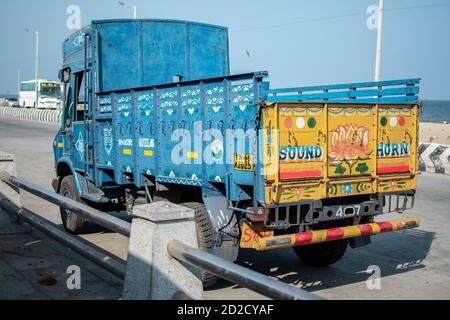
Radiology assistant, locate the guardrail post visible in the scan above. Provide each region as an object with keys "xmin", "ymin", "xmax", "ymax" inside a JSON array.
[
  {"xmin": 122, "ymin": 201, "xmax": 203, "ymax": 300},
  {"xmin": 0, "ymin": 152, "xmax": 30, "ymax": 235}
]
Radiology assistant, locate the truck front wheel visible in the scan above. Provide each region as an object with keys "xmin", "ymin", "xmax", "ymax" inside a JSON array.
[
  {"xmin": 59, "ymin": 175, "xmax": 87, "ymax": 234},
  {"xmin": 182, "ymin": 202, "xmax": 218, "ymax": 288},
  {"xmin": 293, "ymin": 240, "xmax": 348, "ymax": 267}
]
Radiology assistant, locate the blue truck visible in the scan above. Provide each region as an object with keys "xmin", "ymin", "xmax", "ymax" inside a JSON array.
[{"xmin": 53, "ymin": 19, "xmax": 421, "ymax": 286}]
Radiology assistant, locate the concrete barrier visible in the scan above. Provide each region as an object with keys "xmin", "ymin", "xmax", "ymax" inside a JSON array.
[
  {"xmin": 0, "ymin": 151, "xmax": 30, "ymax": 235},
  {"xmin": 0, "ymin": 152, "xmax": 21, "ymax": 208},
  {"xmin": 123, "ymin": 202, "xmax": 202, "ymax": 300},
  {"xmin": 0, "ymin": 106, "xmax": 61, "ymax": 124},
  {"xmin": 419, "ymin": 143, "xmax": 450, "ymax": 175}
]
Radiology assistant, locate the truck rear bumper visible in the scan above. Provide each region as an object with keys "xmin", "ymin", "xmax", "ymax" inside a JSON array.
[{"xmin": 240, "ymin": 217, "xmax": 420, "ymax": 251}]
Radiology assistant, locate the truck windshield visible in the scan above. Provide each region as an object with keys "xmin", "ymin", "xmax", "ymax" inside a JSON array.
[{"xmin": 40, "ymin": 83, "xmax": 61, "ymax": 98}]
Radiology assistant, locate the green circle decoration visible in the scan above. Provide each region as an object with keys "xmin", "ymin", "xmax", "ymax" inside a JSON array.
[
  {"xmin": 380, "ymin": 117, "xmax": 388, "ymax": 127},
  {"xmin": 308, "ymin": 117, "xmax": 317, "ymax": 129}
]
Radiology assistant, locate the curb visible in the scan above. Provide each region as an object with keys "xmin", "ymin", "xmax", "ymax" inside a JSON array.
[{"xmin": 0, "ymin": 107, "xmax": 61, "ymax": 124}]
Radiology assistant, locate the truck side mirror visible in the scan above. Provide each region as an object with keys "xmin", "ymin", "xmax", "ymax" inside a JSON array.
[{"xmin": 58, "ymin": 69, "xmax": 70, "ymax": 83}]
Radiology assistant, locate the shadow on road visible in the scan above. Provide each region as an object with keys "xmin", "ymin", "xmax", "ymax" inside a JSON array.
[{"xmin": 208, "ymin": 228, "xmax": 435, "ymax": 293}]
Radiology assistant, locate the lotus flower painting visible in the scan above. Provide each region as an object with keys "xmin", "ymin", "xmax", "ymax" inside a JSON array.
[{"xmin": 329, "ymin": 124, "xmax": 371, "ymax": 165}]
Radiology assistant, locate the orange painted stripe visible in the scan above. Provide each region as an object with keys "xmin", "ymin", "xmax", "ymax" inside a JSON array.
[
  {"xmin": 377, "ymin": 165, "xmax": 410, "ymax": 175},
  {"xmin": 280, "ymin": 170, "xmax": 322, "ymax": 180}
]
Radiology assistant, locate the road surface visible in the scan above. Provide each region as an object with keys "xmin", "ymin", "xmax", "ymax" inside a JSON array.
[{"xmin": 0, "ymin": 117, "xmax": 449, "ymax": 300}]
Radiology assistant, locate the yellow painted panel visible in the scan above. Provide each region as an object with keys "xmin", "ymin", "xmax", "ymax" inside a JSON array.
[
  {"xmin": 278, "ymin": 105, "xmax": 325, "ymax": 131},
  {"xmin": 262, "ymin": 102, "xmax": 419, "ymax": 206},
  {"xmin": 266, "ymin": 182, "xmax": 325, "ymax": 204},
  {"xmin": 328, "ymin": 160, "xmax": 376, "ymax": 178},
  {"xmin": 144, "ymin": 150, "xmax": 154, "ymax": 157},
  {"xmin": 327, "ymin": 179, "xmax": 375, "ymax": 198},
  {"xmin": 377, "ymin": 105, "xmax": 419, "ymax": 178},
  {"xmin": 379, "ymin": 176, "xmax": 416, "ymax": 193},
  {"xmin": 187, "ymin": 152, "xmax": 198, "ymax": 159}
]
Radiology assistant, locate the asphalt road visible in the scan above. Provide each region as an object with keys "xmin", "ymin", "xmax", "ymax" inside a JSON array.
[{"xmin": 1, "ymin": 117, "xmax": 449, "ymax": 300}]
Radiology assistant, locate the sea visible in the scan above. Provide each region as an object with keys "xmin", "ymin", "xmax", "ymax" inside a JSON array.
[{"xmin": 420, "ymin": 100, "xmax": 450, "ymax": 123}]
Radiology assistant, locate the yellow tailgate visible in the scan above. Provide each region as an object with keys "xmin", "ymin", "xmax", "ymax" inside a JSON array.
[{"xmin": 263, "ymin": 102, "xmax": 419, "ymax": 205}]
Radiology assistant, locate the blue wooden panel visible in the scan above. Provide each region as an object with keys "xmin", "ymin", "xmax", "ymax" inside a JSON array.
[
  {"xmin": 268, "ymin": 78, "xmax": 421, "ymax": 104},
  {"xmin": 203, "ymin": 82, "xmax": 227, "ymax": 184},
  {"xmin": 112, "ymin": 92, "xmax": 134, "ymax": 185},
  {"xmin": 135, "ymin": 90, "xmax": 156, "ymax": 182},
  {"xmin": 189, "ymin": 24, "xmax": 229, "ymax": 81},
  {"xmin": 72, "ymin": 123, "xmax": 86, "ymax": 172},
  {"xmin": 269, "ymin": 78, "xmax": 421, "ymax": 94},
  {"xmin": 228, "ymin": 81, "xmax": 257, "ymax": 187},
  {"xmin": 268, "ymin": 86, "xmax": 420, "ymax": 102},
  {"xmin": 157, "ymin": 87, "xmax": 182, "ymax": 180},
  {"xmin": 89, "ymin": 20, "xmax": 229, "ymax": 93},
  {"xmin": 96, "ymin": 21, "xmax": 142, "ymax": 92},
  {"xmin": 63, "ymin": 27, "xmax": 92, "ymax": 72},
  {"xmin": 142, "ymin": 22, "xmax": 188, "ymax": 86}
]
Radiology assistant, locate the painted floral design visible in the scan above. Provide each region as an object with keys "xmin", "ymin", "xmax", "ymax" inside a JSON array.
[{"xmin": 329, "ymin": 124, "xmax": 371, "ymax": 164}]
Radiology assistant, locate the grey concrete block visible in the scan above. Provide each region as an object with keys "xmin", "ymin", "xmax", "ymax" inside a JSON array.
[
  {"xmin": 123, "ymin": 202, "xmax": 202, "ymax": 300},
  {"xmin": 0, "ymin": 151, "xmax": 29, "ymax": 235},
  {"xmin": 132, "ymin": 201, "xmax": 195, "ymax": 223},
  {"xmin": 0, "ymin": 151, "xmax": 21, "ymax": 208}
]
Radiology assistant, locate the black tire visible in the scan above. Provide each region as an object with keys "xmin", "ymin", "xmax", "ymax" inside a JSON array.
[
  {"xmin": 182, "ymin": 202, "xmax": 218, "ymax": 288},
  {"xmin": 59, "ymin": 176, "xmax": 87, "ymax": 234},
  {"xmin": 293, "ymin": 240, "xmax": 348, "ymax": 267}
]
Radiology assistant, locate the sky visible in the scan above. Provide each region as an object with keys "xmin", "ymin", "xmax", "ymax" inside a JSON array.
[{"xmin": 0, "ymin": 0, "xmax": 449, "ymax": 100}]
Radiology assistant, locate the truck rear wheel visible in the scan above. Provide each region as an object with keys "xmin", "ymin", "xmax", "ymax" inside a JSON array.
[
  {"xmin": 182, "ymin": 202, "xmax": 218, "ymax": 288},
  {"xmin": 59, "ymin": 175, "xmax": 87, "ymax": 234},
  {"xmin": 293, "ymin": 240, "xmax": 348, "ymax": 267}
]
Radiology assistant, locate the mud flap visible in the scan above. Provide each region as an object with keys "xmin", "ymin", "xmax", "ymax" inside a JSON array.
[
  {"xmin": 203, "ymin": 195, "xmax": 240, "ymax": 262},
  {"xmin": 349, "ymin": 236, "xmax": 372, "ymax": 249}
]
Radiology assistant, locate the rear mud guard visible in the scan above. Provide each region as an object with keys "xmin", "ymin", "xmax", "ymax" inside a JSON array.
[{"xmin": 203, "ymin": 195, "xmax": 240, "ymax": 262}]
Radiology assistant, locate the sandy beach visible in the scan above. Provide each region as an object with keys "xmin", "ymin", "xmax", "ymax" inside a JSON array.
[{"xmin": 420, "ymin": 122, "xmax": 450, "ymax": 145}]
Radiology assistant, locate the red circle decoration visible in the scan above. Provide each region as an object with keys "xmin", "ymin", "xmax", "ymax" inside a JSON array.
[
  {"xmin": 399, "ymin": 116, "xmax": 406, "ymax": 127},
  {"xmin": 285, "ymin": 117, "xmax": 293, "ymax": 129}
]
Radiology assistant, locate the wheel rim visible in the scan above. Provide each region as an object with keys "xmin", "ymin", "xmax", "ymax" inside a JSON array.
[{"xmin": 62, "ymin": 188, "xmax": 74, "ymax": 225}]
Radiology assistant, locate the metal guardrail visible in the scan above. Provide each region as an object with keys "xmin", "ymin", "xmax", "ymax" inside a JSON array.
[
  {"xmin": 168, "ymin": 240, "xmax": 323, "ymax": 301},
  {"xmin": 0, "ymin": 172, "xmax": 131, "ymax": 237},
  {"xmin": 0, "ymin": 171, "xmax": 323, "ymax": 300}
]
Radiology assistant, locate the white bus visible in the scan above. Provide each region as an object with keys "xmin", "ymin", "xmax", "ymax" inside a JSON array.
[{"xmin": 19, "ymin": 79, "xmax": 62, "ymax": 110}]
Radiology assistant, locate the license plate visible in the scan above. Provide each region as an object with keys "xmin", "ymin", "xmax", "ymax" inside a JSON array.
[{"xmin": 234, "ymin": 154, "xmax": 254, "ymax": 171}]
